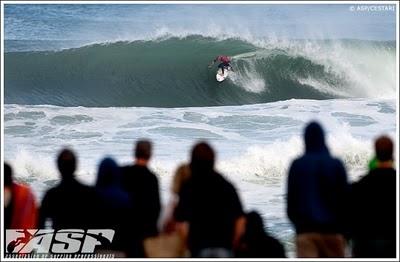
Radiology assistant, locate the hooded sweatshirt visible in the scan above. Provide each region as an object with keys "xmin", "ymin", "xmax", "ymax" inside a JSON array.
[
  {"xmin": 287, "ymin": 122, "xmax": 349, "ymax": 234},
  {"xmin": 95, "ymin": 158, "xmax": 132, "ymax": 252}
]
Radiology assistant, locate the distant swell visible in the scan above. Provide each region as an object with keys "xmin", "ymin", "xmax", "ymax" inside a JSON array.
[{"xmin": 5, "ymin": 35, "xmax": 396, "ymax": 107}]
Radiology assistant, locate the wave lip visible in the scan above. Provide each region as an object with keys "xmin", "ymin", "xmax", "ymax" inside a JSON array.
[{"xmin": 5, "ymin": 36, "xmax": 396, "ymax": 107}]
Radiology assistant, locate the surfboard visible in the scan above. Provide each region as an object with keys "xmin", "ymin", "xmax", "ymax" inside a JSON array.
[{"xmin": 216, "ymin": 67, "xmax": 229, "ymax": 82}]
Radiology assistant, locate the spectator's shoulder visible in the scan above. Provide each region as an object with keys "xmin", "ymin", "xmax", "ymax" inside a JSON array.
[
  {"xmin": 216, "ymin": 173, "xmax": 238, "ymax": 195},
  {"xmin": 46, "ymin": 184, "xmax": 61, "ymax": 194},
  {"xmin": 121, "ymin": 164, "xmax": 132, "ymax": 173},
  {"xmin": 41, "ymin": 185, "xmax": 59, "ymax": 205},
  {"xmin": 120, "ymin": 165, "xmax": 134, "ymax": 180},
  {"xmin": 288, "ymin": 157, "xmax": 304, "ymax": 173},
  {"xmin": 333, "ymin": 156, "xmax": 345, "ymax": 165},
  {"xmin": 146, "ymin": 168, "xmax": 158, "ymax": 182},
  {"xmin": 352, "ymin": 171, "xmax": 374, "ymax": 191},
  {"xmin": 329, "ymin": 157, "xmax": 346, "ymax": 172}
]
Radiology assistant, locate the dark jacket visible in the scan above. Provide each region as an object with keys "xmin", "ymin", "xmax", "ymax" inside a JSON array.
[
  {"xmin": 39, "ymin": 177, "xmax": 100, "ymax": 230},
  {"xmin": 175, "ymin": 169, "xmax": 243, "ymax": 256},
  {"xmin": 351, "ymin": 167, "xmax": 396, "ymax": 239},
  {"xmin": 121, "ymin": 164, "xmax": 161, "ymax": 238},
  {"xmin": 95, "ymin": 158, "xmax": 131, "ymax": 252},
  {"xmin": 287, "ymin": 122, "xmax": 349, "ymax": 234}
]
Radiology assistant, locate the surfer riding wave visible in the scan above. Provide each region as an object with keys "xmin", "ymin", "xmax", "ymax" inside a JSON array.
[{"xmin": 208, "ymin": 55, "xmax": 233, "ymax": 75}]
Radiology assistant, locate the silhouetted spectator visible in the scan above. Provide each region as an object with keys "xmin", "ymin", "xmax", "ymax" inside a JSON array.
[
  {"xmin": 4, "ymin": 162, "xmax": 38, "ymax": 229},
  {"xmin": 175, "ymin": 142, "xmax": 245, "ymax": 257},
  {"xmin": 163, "ymin": 163, "xmax": 191, "ymax": 234},
  {"xmin": 39, "ymin": 149, "xmax": 99, "ymax": 230},
  {"xmin": 95, "ymin": 157, "xmax": 132, "ymax": 257},
  {"xmin": 121, "ymin": 140, "xmax": 161, "ymax": 257},
  {"xmin": 351, "ymin": 135, "xmax": 396, "ymax": 258},
  {"xmin": 287, "ymin": 122, "xmax": 349, "ymax": 257},
  {"xmin": 236, "ymin": 211, "xmax": 286, "ymax": 258}
]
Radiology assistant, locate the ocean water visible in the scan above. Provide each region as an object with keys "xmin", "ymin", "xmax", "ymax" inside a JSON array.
[{"xmin": 3, "ymin": 3, "xmax": 397, "ymax": 255}]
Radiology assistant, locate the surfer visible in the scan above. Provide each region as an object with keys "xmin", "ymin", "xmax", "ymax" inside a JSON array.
[
  {"xmin": 7, "ymin": 229, "xmax": 33, "ymax": 253},
  {"xmin": 208, "ymin": 55, "xmax": 233, "ymax": 75}
]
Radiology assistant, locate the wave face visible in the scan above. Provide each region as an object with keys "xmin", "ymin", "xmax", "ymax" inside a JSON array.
[{"xmin": 5, "ymin": 36, "xmax": 396, "ymax": 107}]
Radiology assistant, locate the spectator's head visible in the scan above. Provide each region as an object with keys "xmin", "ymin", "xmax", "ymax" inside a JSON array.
[
  {"xmin": 190, "ymin": 142, "xmax": 215, "ymax": 174},
  {"xmin": 135, "ymin": 140, "xmax": 152, "ymax": 165},
  {"xmin": 304, "ymin": 121, "xmax": 328, "ymax": 153},
  {"xmin": 96, "ymin": 157, "xmax": 121, "ymax": 188},
  {"xmin": 244, "ymin": 211, "xmax": 266, "ymax": 241},
  {"xmin": 4, "ymin": 162, "xmax": 13, "ymax": 187},
  {"xmin": 375, "ymin": 135, "xmax": 393, "ymax": 162},
  {"xmin": 57, "ymin": 148, "xmax": 77, "ymax": 179}
]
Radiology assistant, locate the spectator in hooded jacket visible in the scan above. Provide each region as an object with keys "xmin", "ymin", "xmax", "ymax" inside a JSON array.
[
  {"xmin": 95, "ymin": 157, "xmax": 132, "ymax": 256},
  {"xmin": 287, "ymin": 121, "xmax": 349, "ymax": 257}
]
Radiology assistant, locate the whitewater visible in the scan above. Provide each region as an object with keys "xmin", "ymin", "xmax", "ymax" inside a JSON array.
[
  {"xmin": 3, "ymin": 3, "xmax": 397, "ymax": 256},
  {"xmin": 4, "ymin": 98, "xmax": 396, "ymax": 253}
]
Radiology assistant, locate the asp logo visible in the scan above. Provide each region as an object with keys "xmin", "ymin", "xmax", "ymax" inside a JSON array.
[{"xmin": 6, "ymin": 229, "xmax": 115, "ymax": 254}]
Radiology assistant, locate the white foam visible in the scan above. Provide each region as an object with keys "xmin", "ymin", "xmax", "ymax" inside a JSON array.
[
  {"xmin": 4, "ymin": 98, "xmax": 396, "ymax": 200},
  {"xmin": 6, "ymin": 148, "xmax": 57, "ymax": 182},
  {"xmin": 245, "ymin": 38, "xmax": 395, "ymax": 99},
  {"xmin": 229, "ymin": 58, "xmax": 267, "ymax": 93},
  {"xmin": 217, "ymin": 130, "xmax": 377, "ymax": 186},
  {"xmin": 297, "ymin": 78, "xmax": 352, "ymax": 97},
  {"xmin": 279, "ymin": 40, "xmax": 396, "ymax": 99}
]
